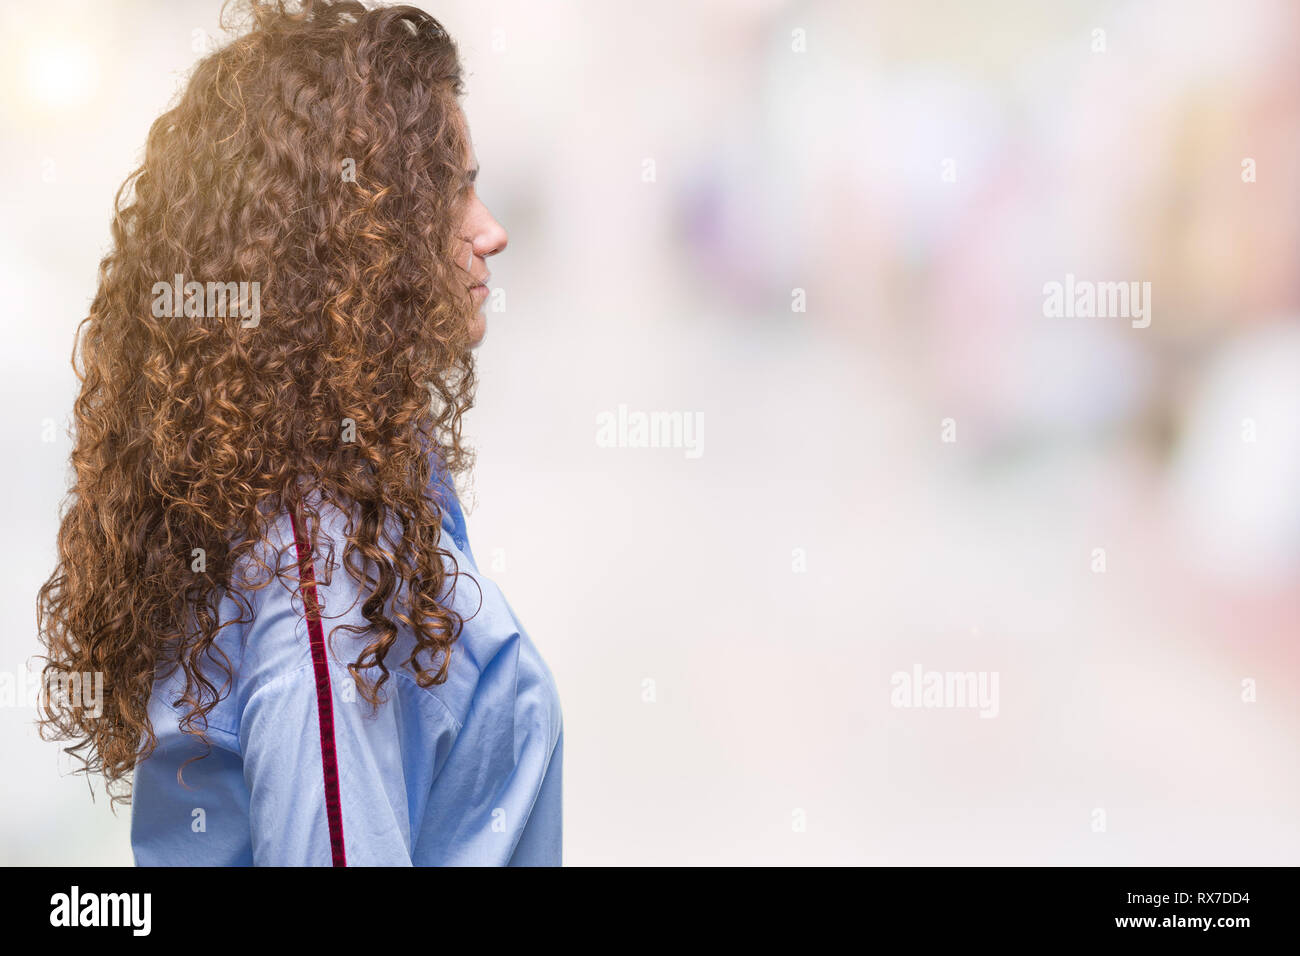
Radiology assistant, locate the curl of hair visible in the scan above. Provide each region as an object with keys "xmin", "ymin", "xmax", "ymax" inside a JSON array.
[{"xmin": 36, "ymin": 0, "xmax": 482, "ymax": 804}]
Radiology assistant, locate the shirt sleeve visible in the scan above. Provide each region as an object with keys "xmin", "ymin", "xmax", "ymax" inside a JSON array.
[
  {"xmin": 237, "ymin": 518, "xmax": 416, "ymax": 866},
  {"xmin": 239, "ymin": 660, "xmax": 415, "ymax": 866}
]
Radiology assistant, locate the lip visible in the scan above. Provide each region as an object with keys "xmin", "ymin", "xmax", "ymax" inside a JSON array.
[{"xmin": 470, "ymin": 282, "xmax": 489, "ymax": 297}]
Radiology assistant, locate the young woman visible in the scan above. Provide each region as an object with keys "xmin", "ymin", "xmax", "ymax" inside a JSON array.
[{"xmin": 35, "ymin": 0, "xmax": 562, "ymax": 866}]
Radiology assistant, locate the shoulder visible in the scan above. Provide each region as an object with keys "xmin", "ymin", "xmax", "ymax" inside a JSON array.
[{"xmin": 224, "ymin": 484, "xmax": 481, "ymax": 690}]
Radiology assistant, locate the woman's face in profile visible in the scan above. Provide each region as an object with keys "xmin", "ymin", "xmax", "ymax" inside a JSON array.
[{"xmin": 455, "ymin": 127, "xmax": 508, "ymax": 348}]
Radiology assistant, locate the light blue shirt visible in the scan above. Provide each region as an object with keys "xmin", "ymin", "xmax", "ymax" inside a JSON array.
[{"xmin": 130, "ymin": 463, "xmax": 563, "ymax": 866}]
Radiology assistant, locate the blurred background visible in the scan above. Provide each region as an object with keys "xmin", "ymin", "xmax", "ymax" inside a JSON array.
[{"xmin": 1, "ymin": 0, "xmax": 1297, "ymax": 865}]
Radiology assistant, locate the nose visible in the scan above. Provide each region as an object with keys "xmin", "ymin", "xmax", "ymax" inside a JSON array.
[
  {"xmin": 472, "ymin": 208, "xmax": 507, "ymax": 262},
  {"xmin": 465, "ymin": 199, "xmax": 507, "ymax": 268}
]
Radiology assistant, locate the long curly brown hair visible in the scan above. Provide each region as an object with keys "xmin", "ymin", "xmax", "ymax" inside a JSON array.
[{"xmin": 36, "ymin": 0, "xmax": 481, "ymax": 804}]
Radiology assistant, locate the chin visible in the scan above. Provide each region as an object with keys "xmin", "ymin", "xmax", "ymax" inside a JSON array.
[{"xmin": 467, "ymin": 312, "xmax": 487, "ymax": 348}]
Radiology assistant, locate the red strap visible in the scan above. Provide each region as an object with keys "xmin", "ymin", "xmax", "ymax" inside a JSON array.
[{"xmin": 289, "ymin": 508, "xmax": 347, "ymax": 867}]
